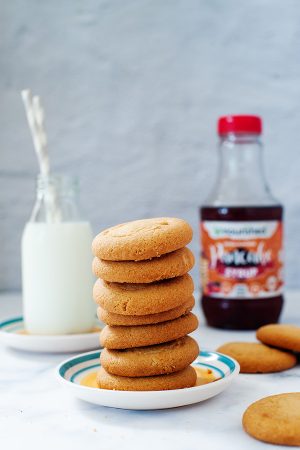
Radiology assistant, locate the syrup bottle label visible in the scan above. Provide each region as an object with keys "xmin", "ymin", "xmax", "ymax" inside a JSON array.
[{"xmin": 201, "ymin": 220, "xmax": 283, "ymax": 299}]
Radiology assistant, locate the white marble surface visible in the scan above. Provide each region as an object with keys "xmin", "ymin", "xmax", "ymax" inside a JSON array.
[{"xmin": 1, "ymin": 292, "xmax": 300, "ymax": 449}]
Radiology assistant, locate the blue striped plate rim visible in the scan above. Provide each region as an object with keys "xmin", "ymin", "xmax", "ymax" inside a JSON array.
[
  {"xmin": 0, "ymin": 316, "xmax": 23, "ymax": 333},
  {"xmin": 59, "ymin": 350, "xmax": 237, "ymax": 383}
]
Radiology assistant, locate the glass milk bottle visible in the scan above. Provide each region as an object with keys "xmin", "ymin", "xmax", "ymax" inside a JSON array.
[{"xmin": 22, "ymin": 174, "xmax": 95, "ymax": 334}]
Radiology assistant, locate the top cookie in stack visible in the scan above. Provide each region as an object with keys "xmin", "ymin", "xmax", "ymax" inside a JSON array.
[{"xmin": 92, "ymin": 217, "xmax": 199, "ymax": 391}]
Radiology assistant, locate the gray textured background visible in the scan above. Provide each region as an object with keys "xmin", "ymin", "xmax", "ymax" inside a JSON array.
[{"xmin": 1, "ymin": 0, "xmax": 300, "ymax": 291}]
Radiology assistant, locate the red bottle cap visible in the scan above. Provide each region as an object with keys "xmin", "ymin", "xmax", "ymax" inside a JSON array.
[{"xmin": 218, "ymin": 115, "xmax": 262, "ymax": 136}]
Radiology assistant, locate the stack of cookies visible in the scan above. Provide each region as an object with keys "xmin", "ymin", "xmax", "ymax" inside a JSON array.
[{"xmin": 92, "ymin": 217, "xmax": 199, "ymax": 391}]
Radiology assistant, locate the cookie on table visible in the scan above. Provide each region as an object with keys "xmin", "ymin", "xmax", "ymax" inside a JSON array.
[
  {"xmin": 100, "ymin": 313, "xmax": 198, "ymax": 349},
  {"xmin": 97, "ymin": 365, "xmax": 197, "ymax": 391},
  {"xmin": 97, "ymin": 296, "xmax": 195, "ymax": 326},
  {"xmin": 256, "ymin": 324, "xmax": 300, "ymax": 352},
  {"xmin": 93, "ymin": 274, "xmax": 194, "ymax": 316},
  {"xmin": 92, "ymin": 247, "xmax": 195, "ymax": 284},
  {"xmin": 92, "ymin": 217, "xmax": 193, "ymax": 261},
  {"xmin": 100, "ymin": 336, "xmax": 199, "ymax": 377},
  {"xmin": 243, "ymin": 393, "xmax": 300, "ymax": 446},
  {"xmin": 216, "ymin": 342, "xmax": 297, "ymax": 373}
]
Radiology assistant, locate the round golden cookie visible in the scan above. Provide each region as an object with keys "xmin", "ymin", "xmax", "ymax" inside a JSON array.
[
  {"xmin": 243, "ymin": 393, "xmax": 300, "ymax": 446},
  {"xmin": 100, "ymin": 336, "xmax": 199, "ymax": 377},
  {"xmin": 100, "ymin": 313, "xmax": 198, "ymax": 349},
  {"xmin": 92, "ymin": 217, "xmax": 193, "ymax": 261},
  {"xmin": 216, "ymin": 342, "xmax": 297, "ymax": 373},
  {"xmin": 93, "ymin": 274, "xmax": 194, "ymax": 316},
  {"xmin": 97, "ymin": 365, "xmax": 197, "ymax": 391},
  {"xmin": 97, "ymin": 296, "xmax": 195, "ymax": 326},
  {"xmin": 256, "ymin": 324, "xmax": 300, "ymax": 352},
  {"xmin": 92, "ymin": 247, "xmax": 195, "ymax": 284}
]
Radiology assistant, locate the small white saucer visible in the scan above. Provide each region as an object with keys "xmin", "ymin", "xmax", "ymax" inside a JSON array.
[
  {"xmin": 0, "ymin": 316, "xmax": 103, "ymax": 353},
  {"xmin": 57, "ymin": 349, "xmax": 240, "ymax": 410}
]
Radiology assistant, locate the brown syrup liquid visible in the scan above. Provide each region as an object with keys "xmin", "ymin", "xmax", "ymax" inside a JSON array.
[{"xmin": 200, "ymin": 205, "xmax": 284, "ymax": 330}]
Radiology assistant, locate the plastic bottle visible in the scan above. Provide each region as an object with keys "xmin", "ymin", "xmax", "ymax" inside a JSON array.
[{"xmin": 200, "ymin": 115, "xmax": 284, "ymax": 329}]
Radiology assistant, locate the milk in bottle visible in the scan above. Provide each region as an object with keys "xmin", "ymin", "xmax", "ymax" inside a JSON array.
[{"xmin": 22, "ymin": 175, "xmax": 95, "ymax": 334}]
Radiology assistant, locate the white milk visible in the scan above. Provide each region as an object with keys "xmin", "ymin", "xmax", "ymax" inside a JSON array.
[{"xmin": 22, "ymin": 222, "xmax": 95, "ymax": 334}]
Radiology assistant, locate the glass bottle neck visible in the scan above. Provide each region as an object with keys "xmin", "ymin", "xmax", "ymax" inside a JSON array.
[
  {"xmin": 31, "ymin": 174, "xmax": 81, "ymax": 223},
  {"xmin": 205, "ymin": 134, "xmax": 279, "ymax": 206}
]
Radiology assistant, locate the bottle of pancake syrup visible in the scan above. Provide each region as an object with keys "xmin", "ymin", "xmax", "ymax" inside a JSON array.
[{"xmin": 200, "ymin": 115, "xmax": 284, "ymax": 330}]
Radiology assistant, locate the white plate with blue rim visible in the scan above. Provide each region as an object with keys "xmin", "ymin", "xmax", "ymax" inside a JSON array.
[
  {"xmin": 0, "ymin": 316, "xmax": 103, "ymax": 353},
  {"xmin": 57, "ymin": 349, "xmax": 240, "ymax": 410}
]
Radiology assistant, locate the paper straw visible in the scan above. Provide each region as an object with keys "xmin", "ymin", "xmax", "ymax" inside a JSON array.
[
  {"xmin": 21, "ymin": 90, "xmax": 50, "ymax": 176},
  {"xmin": 21, "ymin": 89, "xmax": 61, "ymax": 222}
]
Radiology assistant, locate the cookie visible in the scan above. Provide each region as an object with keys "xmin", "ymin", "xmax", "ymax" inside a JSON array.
[
  {"xmin": 217, "ymin": 342, "xmax": 297, "ymax": 373},
  {"xmin": 93, "ymin": 274, "xmax": 194, "ymax": 316},
  {"xmin": 243, "ymin": 393, "xmax": 300, "ymax": 445},
  {"xmin": 97, "ymin": 365, "xmax": 197, "ymax": 391},
  {"xmin": 100, "ymin": 313, "xmax": 198, "ymax": 349},
  {"xmin": 92, "ymin": 247, "xmax": 195, "ymax": 284},
  {"xmin": 100, "ymin": 336, "xmax": 199, "ymax": 377},
  {"xmin": 92, "ymin": 217, "xmax": 193, "ymax": 261},
  {"xmin": 97, "ymin": 296, "xmax": 195, "ymax": 326},
  {"xmin": 257, "ymin": 324, "xmax": 300, "ymax": 352}
]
